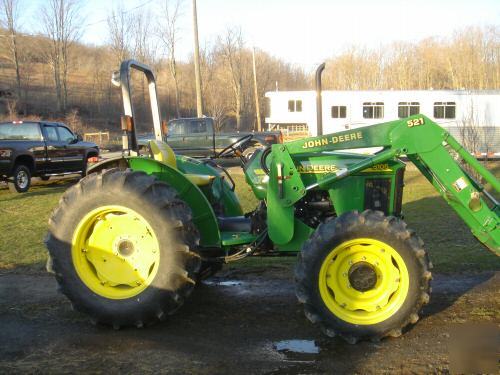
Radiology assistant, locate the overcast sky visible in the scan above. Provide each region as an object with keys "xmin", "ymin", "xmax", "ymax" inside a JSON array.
[{"xmin": 23, "ymin": 0, "xmax": 500, "ymax": 70}]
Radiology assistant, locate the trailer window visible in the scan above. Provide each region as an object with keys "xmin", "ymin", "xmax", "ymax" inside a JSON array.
[
  {"xmin": 331, "ymin": 106, "xmax": 347, "ymax": 118},
  {"xmin": 434, "ymin": 102, "xmax": 456, "ymax": 119},
  {"xmin": 288, "ymin": 100, "xmax": 302, "ymax": 112},
  {"xmin": 398, "ymin": 102, "xmax": 420, "ymax": 118},
  {"xmin": 363, "ymin": 102, "xmax": 384, "ymax": 119},
  {"xmin": 0, "ymin": 122, "xmax": 42, "ymax": 140}
]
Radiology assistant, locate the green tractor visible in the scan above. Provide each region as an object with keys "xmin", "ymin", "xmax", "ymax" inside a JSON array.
[{"xmin": 45, "ymin": 60, "xmax": 499, "ymax": 343}]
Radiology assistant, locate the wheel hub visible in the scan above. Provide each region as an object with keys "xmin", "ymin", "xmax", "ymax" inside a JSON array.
[
  {"xmin": 72, "ymin": 206, "xmax": 160, "ymax": 299},
  {"xmin": 17, "ymin": 171, "xmax": 28, "ymax": 188},
  {"xmin": 318, "ymin": 238, "xmax": 410, "ymax": 325},
  {"xmin": 117, "ymin": 239, "xmax": 135, "ymax": 256},
  {"xmin": 348, "ymin": 261, "xmax": 377, "ymax": 292}
]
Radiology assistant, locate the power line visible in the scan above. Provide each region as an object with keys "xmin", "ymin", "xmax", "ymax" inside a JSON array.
[{"xmin": 83, "ymin": 0, "xmax": 155, "ymax": 28}]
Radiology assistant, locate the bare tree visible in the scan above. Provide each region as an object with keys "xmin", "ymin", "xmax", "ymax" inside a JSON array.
[
  {"xmin": 132, "ymin": 9, "xmax": 155, "ymax": 64},
  {"xmin": 6, "ymin": 98, "xmax": 17, "ymax": 119},
  {"xmin": 130, "ymin": 9, "xmax": 157, "ymax": 125},
  {"xmin": 203, "ymin": 48, "xmax": 230, "ymax": 131},
  {"xmin": 218, "ymin": 27, "xmax": 245, "ymax": 130},
  {"xmin": 41, "ymin": 0, "xmax": 82, "ymax": 112},
  {"xmin": 457, "ymin": 98, "xmax": 482, "ymax": 169},
  {"xmin": 158, "ymin": 0, "xmax": 183, "ymax": 118},
  {"xmin": 65, "ymin": 108, "xmax": 85, "ymax": 134},
  {"xmin": 1, "ymin": 0, "xmax": 22, "ymax": 103},
  {"xmin": 107, "ymin": 4, "xmax": 132, "ymax": 66}
]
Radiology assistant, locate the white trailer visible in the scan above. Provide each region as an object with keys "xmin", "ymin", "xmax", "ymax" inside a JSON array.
[{"xmin": 265, "ymin": 90, "xmax": 500, "ymax": 156}]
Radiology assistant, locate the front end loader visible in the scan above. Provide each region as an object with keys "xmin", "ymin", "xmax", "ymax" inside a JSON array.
[{"xmin": 45, "ymin": 60, "xmax": 499, "ymax": 343}]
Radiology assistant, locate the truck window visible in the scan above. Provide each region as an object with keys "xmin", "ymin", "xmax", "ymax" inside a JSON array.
[
  {"xmin": 169, "ymin": 121, "xmax": 185, "ymax": 136},
  {"xmin": 0, "ymin": 122, "xmax": 42, "ymax": 140},
  {"xmin": 44, "ymin": 126, "xmax": 59, "ymax": 141},
  {"xmin": 189, "ymin": 121, "xmax": 207, "ymax": 134},
  {"xmin": 57, "ymin": 126, "xmax": 75, "ymax": 143}
]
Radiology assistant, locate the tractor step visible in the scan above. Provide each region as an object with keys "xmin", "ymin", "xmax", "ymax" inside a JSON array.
[
  {"xmin": 218, "ymin": 216, "xmax": 252, "ymax": 233},
  {"xmin": 221, "ymin": 232, "xmax": 257, "ymax": 246}
]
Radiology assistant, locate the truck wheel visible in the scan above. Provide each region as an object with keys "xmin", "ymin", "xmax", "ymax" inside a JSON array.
[
  {"xmin": 80, "ymin": 158, "xmax": 88, "ymax": 178},
  {"xmin": 8, "ymin": 164, "xmax": 31, "ymax": 193},
  {"xmin": 295, "ymin": 210, "xmax": 431, "ymax": 343},
  {"xmin": 45, "ymin": 168, "xmax": 201, "ymax": 328}
]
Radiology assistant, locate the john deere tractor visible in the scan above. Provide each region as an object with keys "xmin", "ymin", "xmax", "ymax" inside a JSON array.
[{"xmin": 45, "ymin": 60, "xmax": 499, "ymax": 343}]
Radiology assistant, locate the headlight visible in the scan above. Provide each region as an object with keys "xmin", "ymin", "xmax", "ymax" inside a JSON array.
[{"xmin": 0, "ymin": 149, "xmax": 11, "ymax": 158}]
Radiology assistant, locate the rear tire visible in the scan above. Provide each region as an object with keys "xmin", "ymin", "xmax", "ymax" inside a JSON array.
[
  {"xmin": 8, "ymin": 164, "xmax": 31, "ymax": 193},
  {"xmin": 45, "ymin": 168, "xmax": 201, "ymax": 328},
  {"xmin": 295, "ymin": 210, "xmax": 431, "ymax": 343}
]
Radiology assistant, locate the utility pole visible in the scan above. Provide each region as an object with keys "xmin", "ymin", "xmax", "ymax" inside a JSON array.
[
  {"xmin": 252, "ymin": 47, "xmax": 261, "ymax": 131},
  {"xmin": 192, "ymin": 0, "xmax": 203, "ymax": 117}
]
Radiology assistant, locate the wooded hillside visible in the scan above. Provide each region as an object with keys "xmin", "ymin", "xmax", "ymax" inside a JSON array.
[{"xmin": 0, "ymin": 0, "xmax": 498, "ymax": 135}]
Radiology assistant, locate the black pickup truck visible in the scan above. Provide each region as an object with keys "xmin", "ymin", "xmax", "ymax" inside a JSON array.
[
  {"xmin": 138, "ymin": 117, "xmax": 282, "ymax": 158},
  {"xmin": 0, "ymin": 121, "xmax": 99, "ymax": 192}
]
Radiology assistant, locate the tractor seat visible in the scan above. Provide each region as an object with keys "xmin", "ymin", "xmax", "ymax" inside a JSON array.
[{"xmin": 148, "ymin": 140, "xmax": 215, "ymax": 187}]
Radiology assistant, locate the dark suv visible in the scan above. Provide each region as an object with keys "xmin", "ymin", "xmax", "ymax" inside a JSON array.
[{"xmin": 0, "ymin": 121, "xmax": 99, "ymax": 192}]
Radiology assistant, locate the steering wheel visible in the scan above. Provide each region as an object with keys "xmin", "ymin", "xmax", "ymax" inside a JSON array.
[
  {"xmin": 260, "ymin": 146, "xmax": 272, "ymax": 175},
  {"xmin": 216, "ymin": 134, "xmax": 254, "ymax": 158}
]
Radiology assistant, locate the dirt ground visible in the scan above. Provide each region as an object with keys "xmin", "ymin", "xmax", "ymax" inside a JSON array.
[{"xmin": 0, "ymin": 265, "xmax": 498, "ymax": 374}]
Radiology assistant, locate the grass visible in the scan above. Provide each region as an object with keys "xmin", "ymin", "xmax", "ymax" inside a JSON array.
[
  {"xmin": 401, "ymin": 161, "xmax": 499, "ymax": 272},
  {"xmin": 0, "ymin": 162, "xmax": 498, "ymax": 274},
  {"xmin": 0, "ymin": 178, "xmax": 77, "ymax": 272}
]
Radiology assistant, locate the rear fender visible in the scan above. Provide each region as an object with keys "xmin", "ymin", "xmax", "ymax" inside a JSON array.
[
  {"xmin": 86, "ymin": 156, "xmax": 128, "ymax": 173},
  {"xmin": 87, "ymin": 156, "xmax": 222, "ymax": 248}
]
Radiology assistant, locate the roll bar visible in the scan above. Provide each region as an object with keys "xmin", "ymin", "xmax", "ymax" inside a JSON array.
[{"xmin": 112, "ymin": 59, "xmax": 163, "ymax": 153}]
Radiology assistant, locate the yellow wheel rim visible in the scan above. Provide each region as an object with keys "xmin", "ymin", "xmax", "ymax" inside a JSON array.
[
  {"xmin": 72, "ymin": 205, "xmax": 160, "ymax": 300},
  {"xmin": 318, "ymin": 238, "xmax": 409, "ymax": 325}
]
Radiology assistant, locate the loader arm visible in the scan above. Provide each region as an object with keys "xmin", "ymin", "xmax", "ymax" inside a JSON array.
[{"xmin": 267, "ymin": 114, "xmax": 499, "ymax": 253}]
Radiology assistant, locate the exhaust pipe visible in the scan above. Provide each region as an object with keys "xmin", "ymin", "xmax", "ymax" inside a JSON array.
[{"xmin": 315, "ymin": 62, "xmax": 325, "ymax": 136}]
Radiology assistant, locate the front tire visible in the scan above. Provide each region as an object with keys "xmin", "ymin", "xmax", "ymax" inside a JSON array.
[
  {"xmin": 8, "ymin": 164, "xmax": 31, "ymax": 193},
  {"xmin": 45, "ymin": 168, "xmax": 201, "ymax": 328},
  {"xmin": 295, "ymin": 210, "xmax": 431, "ymax": 343}
]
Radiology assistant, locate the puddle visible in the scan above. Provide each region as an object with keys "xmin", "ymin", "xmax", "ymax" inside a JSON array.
[
  {"xmin": 203, "ymin": 280, "xmax": 243, "ymax": 287},
  {"xmin": 273, "ymin": 340, "xmax": 320, "ymax": 354}
]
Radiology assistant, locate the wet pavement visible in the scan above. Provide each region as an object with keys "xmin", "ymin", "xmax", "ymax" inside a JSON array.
[{"xmin": 0, "ymin": 267, "xmax": 498, "ymax": 374}]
